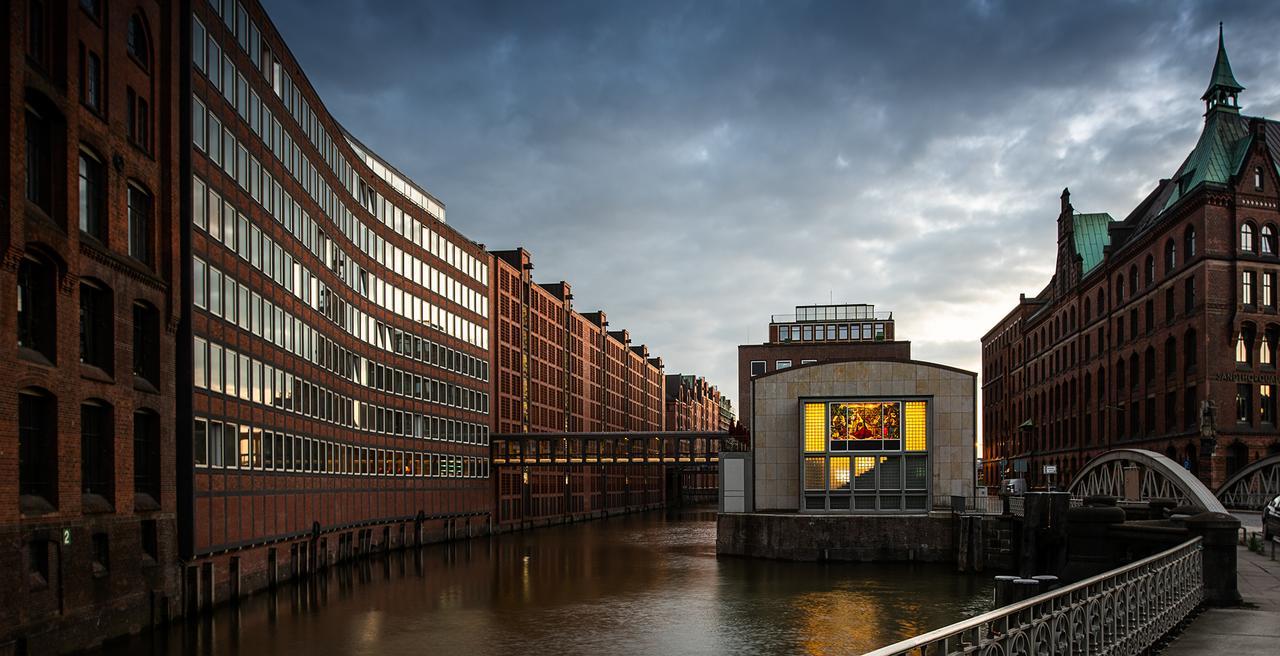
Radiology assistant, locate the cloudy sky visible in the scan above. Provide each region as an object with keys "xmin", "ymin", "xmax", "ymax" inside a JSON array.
[{"xmin": 263, "ymin": 0, "xmax": 1280, "ymax": 412}]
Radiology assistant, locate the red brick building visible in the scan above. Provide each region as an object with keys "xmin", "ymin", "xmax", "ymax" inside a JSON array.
[
  {"xmin": 184, "ymin": 0, "xmax": 492, "ymax": 608},
  {"xmin": 982, "ymin": 31, "xmax": 1280, "ymax": 492},
  {"xmin": 664, "ymin": 374, "xmax": 723, "ymax": 432},
  {"xmin": 738, "ymin": 303, "xmax": 910, "ymax": 427},
  {"xmin": 491, "ymin": 248, "xmax": 665, "ymax": 434},
  {"xmin": 2, "ymin": 1, "xmax": 183, "ymax": 651}
]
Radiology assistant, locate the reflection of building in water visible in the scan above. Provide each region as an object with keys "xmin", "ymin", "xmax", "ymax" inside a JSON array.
[{"xmin": 719, "ymin": 358, "xmax": 977, "ymax": 561}]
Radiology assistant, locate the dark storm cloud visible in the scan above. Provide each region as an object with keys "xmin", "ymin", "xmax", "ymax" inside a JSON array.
[{"xmin": 263, "ymin": 0, "xmax": 1280, "ymax": 409}]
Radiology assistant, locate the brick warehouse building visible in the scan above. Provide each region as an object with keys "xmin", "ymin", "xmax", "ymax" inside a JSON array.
[
  {"xmin": 982, "ymin": 31, "xmax": 1280, "ymax": 492},
  {"xmin": 665, "ymin": 374, "xmax": 723, "ymax": 432},
  {"xmin": 491, "ymin": 248, "xmax": 665, "ymax": 435},
  {"xmin": 738, "ymin": 303, "xmax": 910, "ymax": 428},
  {"xmin": 6, "ymin": 0, "xmax": 679, "ymax": 649},
  {"xmin": 3, "ymin": 1, "xmax": 183, "ymax": 652}
]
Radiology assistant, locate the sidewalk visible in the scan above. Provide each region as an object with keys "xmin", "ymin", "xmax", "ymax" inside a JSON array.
[{"xmin": 1160, "ymin": 537, "xmax": 1280, "ymax": 655}]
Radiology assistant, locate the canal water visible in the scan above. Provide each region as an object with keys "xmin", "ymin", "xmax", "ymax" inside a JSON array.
[{"xmin": 103, "ymin": 509, "xmax": 993, "ymax": 656}]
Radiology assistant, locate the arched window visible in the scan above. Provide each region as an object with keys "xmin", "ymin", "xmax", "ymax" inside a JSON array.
[
  {"xmin": 1114, "ymin": 276, "xmax": 1124, "ymax": 304},
  {"xmin": 126, "ymin": 13, "xmax": 150, "ymax": 71},
  {"xmin": 1236, "ymin": 323, "xmax": 1257, "ymax": 365},
  {"xmin": 1165, "ymin": 239, "xmax": 1176, "ymax": 273},
  {"xmin": 1145, "ymin": 255, "xmax": 1155, "ymax": 286},
  {"xmin": 1084, "ymin": 298, "xmax": 1092, "ymax": 323},
  {"xmin": 1241, "ymin": 222, "xmax": 1256, "ymax": 252},
  {"xmin": 134, "ymin": 409, "xmax": 161, "ymax": 505},
  {"xmin": 1097, "ymin": 289, "xmax": 1105, "ymax": 313},
  {"xmin": 1128, "ymin": 266, "xmax": 1138, "ymax": 297},
  {"xmin": 19, "ymin": 387, "xmax": 58, "ymax": 512},
  {"xmin": 1264, "ymin": 225, "xmax": 1276, "ymax": 255},
  {"xmin": 81, "ymin": 399, "xmax": 114, "ymax": 507},
  {"xmin": 79, "ymin": 278, "xmax": 114, "ymax": 373},
  {"xmin": 1144, "ymin": 346, "xmax": 1156, "ymax": 387},
  {"xmin": 1185, "ymin": 225, "xmax": 1197, "ymax": 260},
  {"xmin": 1129, "ymin": 354, "xmax": 1139, "ymax": 391},
  {"xmin": 1261, "ymin": 325, "xmax": 1278, "ymax": 367},
  {"xmin": 18, "ymin": 250, "xmax": 60, "ymax": 363}
]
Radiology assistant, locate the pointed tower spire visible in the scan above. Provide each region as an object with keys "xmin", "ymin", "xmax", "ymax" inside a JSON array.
[{"xmin": 1202, "ymin": 23, "xmax": 1244, "ymax": 114}]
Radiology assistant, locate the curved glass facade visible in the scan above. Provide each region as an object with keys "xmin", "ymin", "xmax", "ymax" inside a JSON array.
[{"xmin": 189, "ymin": 1, "xmax": 491, "ymax": 555}]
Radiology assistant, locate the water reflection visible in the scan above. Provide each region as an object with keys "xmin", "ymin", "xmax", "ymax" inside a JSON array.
[{"xmin": 101, "ymin": 509, "xmax": 991, "ymax": 656}]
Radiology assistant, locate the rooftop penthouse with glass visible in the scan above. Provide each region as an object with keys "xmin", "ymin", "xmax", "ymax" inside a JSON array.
[{"xmin": 769, "ymin": 304, "xmax": 896, "ymax": 344}]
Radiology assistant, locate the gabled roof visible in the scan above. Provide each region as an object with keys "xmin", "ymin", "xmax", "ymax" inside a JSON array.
[{"xmin": 1072, "ymin": 212, "xmax": 1114, "ymax": 275}]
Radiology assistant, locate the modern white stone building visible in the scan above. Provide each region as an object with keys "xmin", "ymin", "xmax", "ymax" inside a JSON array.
[{"xmin": 738, "ymin": 359, "xmax": 977, "ymax": 513}]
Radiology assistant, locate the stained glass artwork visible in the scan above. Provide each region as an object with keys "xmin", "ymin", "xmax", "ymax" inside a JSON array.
[{"xmin": 829, "ymin": 402, "xmax": 900, "ymax": 450}]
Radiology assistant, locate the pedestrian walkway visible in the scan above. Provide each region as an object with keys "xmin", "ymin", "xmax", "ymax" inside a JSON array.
[{"xmin": 1160, "ymin": 535, "xmax": 1280, "ymax": 655}]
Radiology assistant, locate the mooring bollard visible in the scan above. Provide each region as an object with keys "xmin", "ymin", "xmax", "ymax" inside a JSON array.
[
  {"xmin": 993, "ymin": 575, "xmax": 1019, "ymax": 607},
  {"xmin": 1012, "ymin": 578, "xmax": 1041, "ymax": 603},
  {"xmin": 1032, "ymin": 574, "xmax": 1060, "ymax": 594}
]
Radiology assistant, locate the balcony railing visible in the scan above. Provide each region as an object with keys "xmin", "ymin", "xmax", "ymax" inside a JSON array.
[{"xmin": 861, "ymin": 536, "xmax": 1204, "ymax": 656}]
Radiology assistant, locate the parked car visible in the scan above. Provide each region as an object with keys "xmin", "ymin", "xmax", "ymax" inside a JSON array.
[{"xmin": 1264, "ymin": 493, "xmax": 1280, "ymax": 541}]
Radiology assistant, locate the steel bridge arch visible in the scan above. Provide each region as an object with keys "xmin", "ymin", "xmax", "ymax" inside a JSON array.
[
  {"xmin": 1216, "ymin": 454, "xmax": 1280, "ymax": 510},
  {"xmin": 1068, "ymin": 448, "xmax": 1226, "ymax": 513}
]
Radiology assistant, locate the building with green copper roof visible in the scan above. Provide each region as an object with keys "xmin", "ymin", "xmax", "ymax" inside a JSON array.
[{"xmin": 981, "ymin": 26, "xmax": 1280, "ymax": 496}]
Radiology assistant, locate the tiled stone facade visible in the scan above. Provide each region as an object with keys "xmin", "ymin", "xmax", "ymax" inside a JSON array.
[{"xmin": 750, "ymin": 359, "xmax": 977, "ymax": 511}]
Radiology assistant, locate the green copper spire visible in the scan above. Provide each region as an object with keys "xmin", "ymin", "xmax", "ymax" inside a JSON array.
[{"xmin": 1202, "ymin": 23, "xmax": 1244, "ymax": 112}]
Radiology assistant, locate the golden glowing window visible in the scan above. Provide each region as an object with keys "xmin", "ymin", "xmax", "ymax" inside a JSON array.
[
  {"xmin": 905, "ymin": 401, "xmax": 927, "ymax": 451},
  {"xmin": 829, "ymin": 456, "xmax": 850, "ymax": 491},
  {"xmin": 804, "ymin": 457, "xmax": 826, "ymax": 491},
  {"xmin": 803, "ymin": 402, "xmax": 826, "ymax": 452}
]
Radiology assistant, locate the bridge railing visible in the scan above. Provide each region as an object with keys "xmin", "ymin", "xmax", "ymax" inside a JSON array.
[{"xmin": 860, "ymin": 536, "xmax": 1203, "ymax": 656}]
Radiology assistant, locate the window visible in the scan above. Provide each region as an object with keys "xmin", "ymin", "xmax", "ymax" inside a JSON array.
[
  {"xmin": 1241, "ymin": 222, "xmax": 1256, "ymax": 252},
  {"xmin": 1237, "ymin": 324, "xmax": 1256, "ymax": 366},
  {"xmin": 1145, "ymin": 255, "xmax": 1155, "ymax": 286},
  {"xmin": 27, "ymin": 0, "xmax": 53, "ymax": 69},
  {"xmin": 1165, "ymin": 239, "xmax": 1176, "ymax": 273},
  {"xmin": 1185, "ymin": 226, "xmax": 1197, "ymax": 260},
  {"xmin": 1185, "ymin": 329, "xmax": 1198, "ymax": 372},
  {"xmin": 126, "ymin": 13, "xmax": 150, "ymax": 70},
  {"xmin": 81, "ymin": 401, "xmax": 114, "ymax": 505},
  {"xmin": 1184, "ymin": 277, "xmax": 1196, "ymax": 313},
  {"xmin": 1266, "ymin": 272, "xmax": 1275, "ymax": 308},
  {"xmin": 25, "ymin": 104, "xmax": 53, "ymax": 213},
  {"xmin": 800, "ymin": 400, "xmax": 928, "ymax": 512},
  {"xmin": 81, "ymin": 48, "xmax": 102, "ymax": 112},
  {"xmin": 128, "ymin": 185, "xmax": 152, "ymax": 266},
  {"xmin": 1256, "ymin": 166, "xmax": 1265, "ymax": 191},
  {"xmin": 1165, "ymin": 337, "xmax": 1177, "ymax": 378},
  {"xmin": 1237, "ymin": 384, "xmax": 1253, "ymax": 424},
  {"xmin": 127, "ymin": 88, "xmax": 150, "ymax": 151},
  {"xmin": 1243, "ymin": 271, "xmax": 1256, "ymax": 306},
  {"xmin": 19, "ymin": 389, "xmax": 58, "ymax": 510},
  {"xmin": 79, "ymin": 280, "xmax": 114, "ymax": 372},
  {"xmin": 1264, "ymin": 225, "xmax": 1277, "ymax": 255},
  {"xmin": 78, "ymin": 150, "xmax": 106, "ymax": 240},
  {"xmin": 750, "ymin": 361, "xmax": 766, "ymax": 377},
  {"xmin": 18, "ymin": 253, "xmax": 57, "ymax": 361},
  {"xmin": 133, "ymin": 302, "xmax": 160, "ymax": 385},
  {"xmin": 80, "ymin": 0, "xmax": 100, "ymax": 20},
  {"xmin": 1185, "ymin": 387, "xmax": 1198, "ymax": 430},
  {"xmin": 776, "ymin": 360, "xmax": 792, "ymax": 370},
  {"xmin": 1263, "ymin": 385, "xmax": 1277, "ymax": 425},
  {"xmin": 133, "ymin": 410, "xmax": 161, "ymax": 504}
]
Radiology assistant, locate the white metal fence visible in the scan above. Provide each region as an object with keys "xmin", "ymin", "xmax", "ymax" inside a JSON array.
[{"xmin": 860, "ymin": 537, "xmax": 1204, "ymax": 656}]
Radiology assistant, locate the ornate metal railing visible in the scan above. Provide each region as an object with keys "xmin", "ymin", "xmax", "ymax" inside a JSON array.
[{"xmin": 861, "ymin": 537, "xmax": 1203, "ymax": 656}]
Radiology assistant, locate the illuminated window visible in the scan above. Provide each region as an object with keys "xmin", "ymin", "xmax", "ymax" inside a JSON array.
[
  {"xmin": 803, "ymin": 403, "xmax": 825, "ymax": 452},
  {"xmin": 905, "ymin": 401, "xmax": 927, "ymax": 451},
  {"xmin": 802, "ymin": 398, "xmax": 928, "ymax": 513}
]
